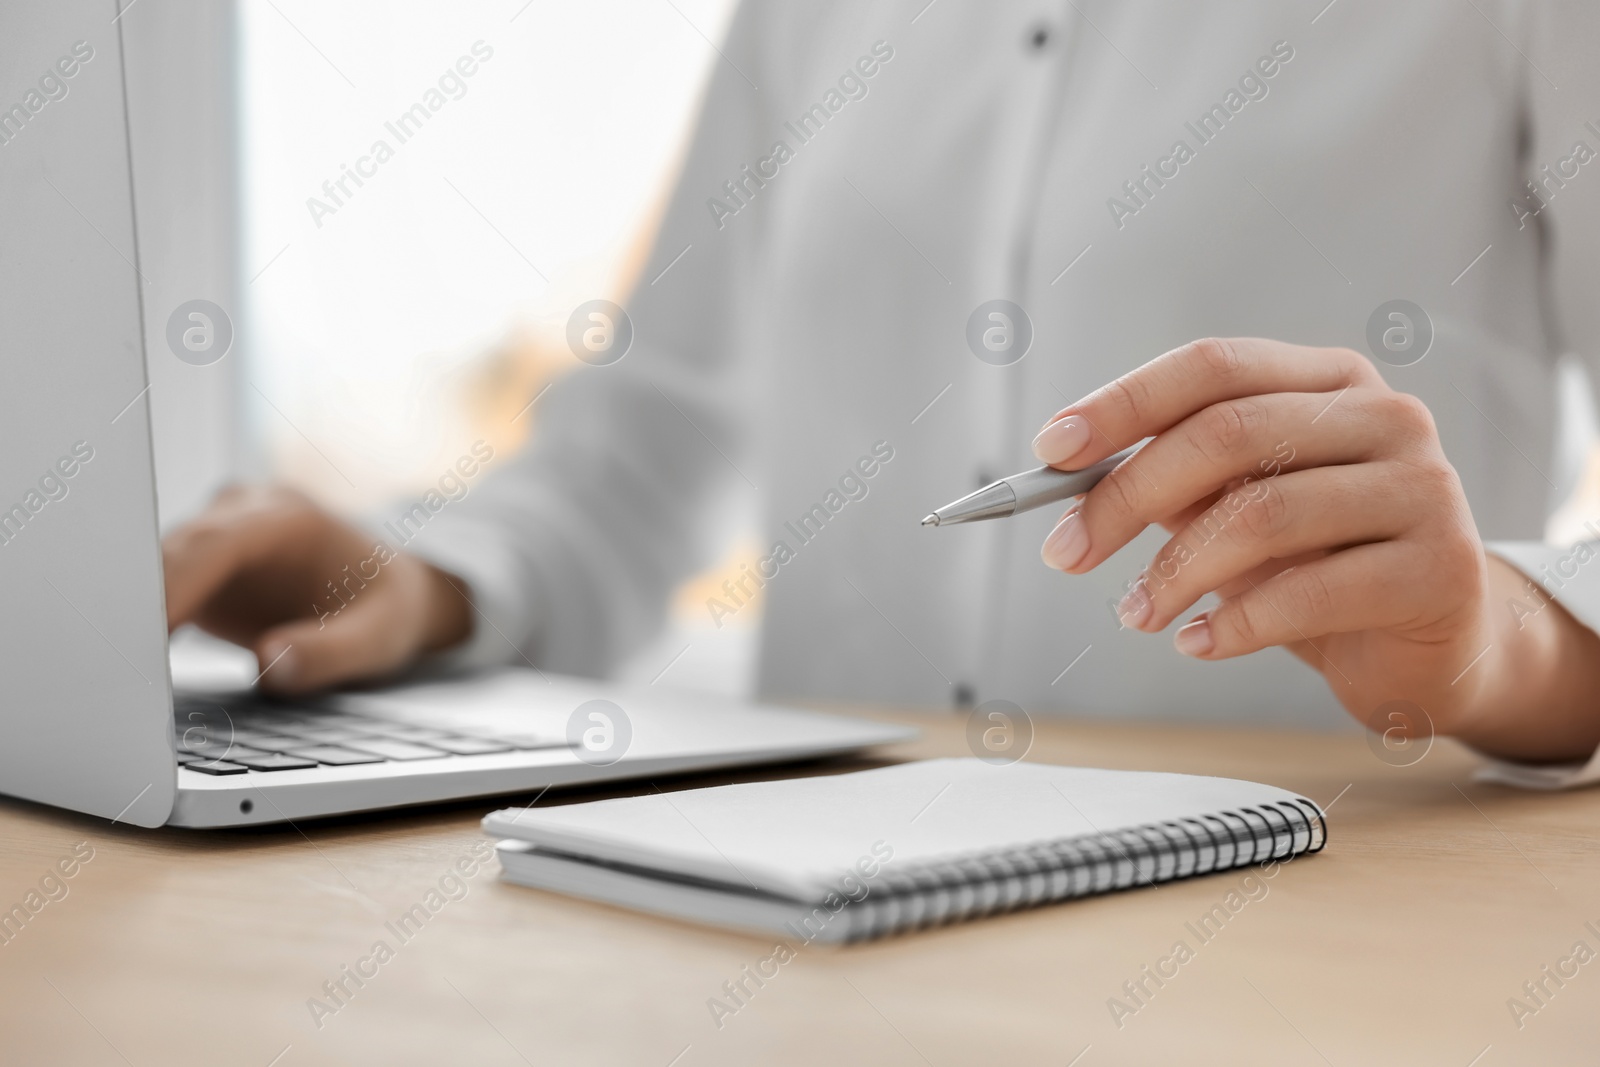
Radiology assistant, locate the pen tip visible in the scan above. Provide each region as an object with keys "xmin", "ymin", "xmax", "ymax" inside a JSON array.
[{"xmin": 921, "ymin": 514, "xmax": 939, "ymax": 527}]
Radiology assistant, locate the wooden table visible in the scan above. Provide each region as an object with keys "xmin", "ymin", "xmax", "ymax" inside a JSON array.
[{"xmin": 2, "ymin": 707, "xmax": 1596, "ymax": 1066}]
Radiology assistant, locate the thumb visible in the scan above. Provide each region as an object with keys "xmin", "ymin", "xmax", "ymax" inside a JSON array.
[{"xmin": 253, "ymin": 596, "xmax": 417, "ymax": 695}]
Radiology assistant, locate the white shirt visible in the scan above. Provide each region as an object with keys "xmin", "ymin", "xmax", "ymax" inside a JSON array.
[{"xmin": 404, "ymin": 0, "xmax": 1600, "ymax": 786}]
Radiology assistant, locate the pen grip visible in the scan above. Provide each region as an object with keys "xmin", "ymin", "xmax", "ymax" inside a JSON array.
[{"xmin": 1004, "ymin": 446, "xmax": 1141, "ymax": 516}]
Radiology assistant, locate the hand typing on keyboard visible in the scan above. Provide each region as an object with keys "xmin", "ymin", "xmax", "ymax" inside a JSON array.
[{"xmin": 162, "ymin": 487, "xmax": 473, "ymax": 695}]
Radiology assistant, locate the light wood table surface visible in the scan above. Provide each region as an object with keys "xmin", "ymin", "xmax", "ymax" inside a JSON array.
[{"xmin": 2, "ymin": 706, "xmax": 1597, "ymax": 1066}]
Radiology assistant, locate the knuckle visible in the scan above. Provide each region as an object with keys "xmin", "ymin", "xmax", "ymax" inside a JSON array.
[
  {"xmin": 1101, "ymin": 373, "xmax": 1152, "ymax": 428},
  {"xmin": 1184, "ymin": 337, "xmax": 1250, "ymax": 383},
  {"xmin": 1095, "ymin": 464, "xmax": 1145, "ymax": 521},
  {"xmin": 176, "ymin": 517, "xmax": 229, "ymax": 555},
  {"xmin": 1213, "ymin": 598, "xmax": 1261, "ymax": 650},
  {"xmin": 1186, "ymin": 495, "xmax": 1233, "ymax": 544},
  {"xmin": 1434, "ymin": 530, "xmax": 1482, "ymax": 584},
  {"xmin": 247, "ymin": 485, "xmax": 320, "ymax": 528},
  {"xmin": 1230, "ymin": 481, "xmax": 1290, "ymax": 542},
  {"xmin": 1333, "ymin": 345, "xmax": 1380, "ymax": 384},
  {"xmin": 1377, "ymin": 391, "xmax": 1438, "ymax": 441},
  {"xmin": 1196, "ymin": 398, "xmax": 1264, "ymax": 458},
  {"xmin": 209, "ymin": 482, "xmax": 308, "ymax": 520},
  {"xmin": 260, "ymin": 483, "xmax": 314, "ymax": 510},
  {"xmin": 1282, "ymin": 567, "xmax": 1336, "ymax": 622},
  {"xmin": 1149, "ymin": 539, "xmax": 1192, "ymax": 586},
  {"xmin": 1411, "ymin": 458, "xmax": 1462, "ymax": 503}
]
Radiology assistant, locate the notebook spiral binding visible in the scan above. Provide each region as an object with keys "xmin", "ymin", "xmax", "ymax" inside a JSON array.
[{"xmin": 840, "ymin": 798, "xmax": 1327, "ymax": 942}]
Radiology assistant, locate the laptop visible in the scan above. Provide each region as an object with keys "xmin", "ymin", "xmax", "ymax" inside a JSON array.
[{"xmin": 0, "ymin": 2, "xmax": 912, "ymax": 829}]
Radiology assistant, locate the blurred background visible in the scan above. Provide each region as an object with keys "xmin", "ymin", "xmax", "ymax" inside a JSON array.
[
  {"xmin": 132, "ymin": 0, "xmax": 755, "ymax": 696},
  {"xmin": 130, "ymin": 0, "xmax": 1600, "ymax": 702}
]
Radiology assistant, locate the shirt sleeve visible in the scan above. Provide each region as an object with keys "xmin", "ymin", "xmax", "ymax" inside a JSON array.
[
  {"xmin": 395, "ymin": 2, "xmax": 778, "ymax": 676},
  {"xmin": 1474, "ymin": 4, "xmax": 1600, "ymax": 787},
  {"xmin": 1475, "ymin": 543, "xmax": 1600, "ymax": 788}
]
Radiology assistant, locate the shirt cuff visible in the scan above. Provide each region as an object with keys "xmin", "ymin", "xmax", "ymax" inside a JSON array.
[
  {"xmin": 1473, "ymin": 748, "xmax": 1600, "ymax": 789},
  {"xmin": 1474, "ymin": 540, "xmax": 1600, "ymax": 789}
]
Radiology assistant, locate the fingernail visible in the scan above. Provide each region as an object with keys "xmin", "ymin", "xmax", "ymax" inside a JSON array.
[
  {"xmin": 1117, "ymin": 578, "xmax": 1152, "ymax": 630},
  {"xmin": 1175, "ymin": 615, "xmax": 1214, "ymax": 657},
  {"xmin": 1042, "ymin": 508, "xmax": 1089, "ymax": 571},
  {"xmin": 1032, "ymin": 415, "xmax": 1091, "ymax": 465}
]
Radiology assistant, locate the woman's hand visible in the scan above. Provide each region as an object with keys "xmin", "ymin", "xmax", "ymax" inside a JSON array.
[
  {"xmin": 163, "ymin": 486, "xmax": 472, "ymax": 694},
  {"xmin": 1032, "ymin": 337, "xmax": 1600, "ymax": 763}
]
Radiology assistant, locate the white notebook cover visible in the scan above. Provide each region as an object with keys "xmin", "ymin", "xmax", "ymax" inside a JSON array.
[{"xmin": 483, "ymin": 759, "xmax": 1324, "ymax": 939}]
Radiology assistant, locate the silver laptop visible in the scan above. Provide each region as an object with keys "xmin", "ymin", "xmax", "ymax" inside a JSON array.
[{"xmin": 0, "ymin": 2, "xmax": 912, "ymax": 829}]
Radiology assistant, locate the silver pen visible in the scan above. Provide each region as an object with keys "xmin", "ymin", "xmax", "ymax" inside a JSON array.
[{"xmin": 921, "ymin": 445, "xmax": 1143, "ymax": 527}]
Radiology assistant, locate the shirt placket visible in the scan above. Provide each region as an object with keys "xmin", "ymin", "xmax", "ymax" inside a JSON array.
[{"xmin": 961, "ymin": 5, "xmax": 1081, "ymax": 708}]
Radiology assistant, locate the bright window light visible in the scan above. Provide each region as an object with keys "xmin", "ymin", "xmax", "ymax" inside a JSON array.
[{"xmin": 239, "ymin": 0, "xmax": 737, "ymax": 511}]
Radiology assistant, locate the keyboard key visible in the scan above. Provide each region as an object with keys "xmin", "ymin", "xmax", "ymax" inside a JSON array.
[
  {"xmin": 488, "ymin": 732, "xmax": 572, "ymax": 751},
  {"xmin": 338, "ymin": 738, "xmax": 449, "ymax": 761},
  {"xmin": 176, "ymin": 729, "xmax": 230, "ymax": 744},
  {"xmin": 284, "ymin": 746, "xmax": 385, "ymax": 766},
  {"xmin": 423, "ymin": 736, "xmax": 513, "ymax": 755},
  {"xmin": 240, "ymin": 722, "xmax": 317, "ymax": 736},
  {"xmin": 292, "ymin": 712, "xmax": 383, "ymax": 728},
  {"xmin": 235, "ymin": 710, "xmax": 326, "ymax": 726},
  {"xmin": 369, "ymin": 724, "xmax": 455, "ymax": 741},
  {"xmin": 261, "ymin": 712, "xmax": 393, "ymax": 733},
  {"xmin": 183, "ymin": 760, "xmax": 248, "ymax": 775},
  {"xmin": 290, "ymin": 727, "xmax": 373, "ymax": 744},
  {"xmin": 179, "ymin": 743, "xmax": 269, "ymax": 761},
  {"xmin": 175, "ymin": 720, "xmax": 235, "ymax": 743},
  {"xmin": 232, "ymin": 754, "xmax": 320, "ymax": 771},
  {"xmin": 229, "ymin": 733, "xmax": 304, "ymax": 751}
]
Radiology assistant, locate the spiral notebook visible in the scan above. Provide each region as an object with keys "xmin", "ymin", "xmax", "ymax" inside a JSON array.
[{"xmin": 483, "ymin": 758, "xmax": 1326, "ymax": 942}]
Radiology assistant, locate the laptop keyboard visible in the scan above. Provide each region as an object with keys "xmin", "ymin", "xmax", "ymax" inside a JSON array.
[{"xmin": 174, "ymin": 696, "xmax": 569, "ymax": 775}]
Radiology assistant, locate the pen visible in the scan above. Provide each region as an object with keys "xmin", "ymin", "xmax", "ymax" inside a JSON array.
[{"xmin": 921, "ymin": 444, "xmax": 1143, "ymax": 527}]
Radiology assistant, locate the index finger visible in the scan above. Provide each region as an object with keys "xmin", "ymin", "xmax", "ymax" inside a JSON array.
[{"xmin": 1031, "ymin": 337, "xmax": 1379, "ymax": 469}]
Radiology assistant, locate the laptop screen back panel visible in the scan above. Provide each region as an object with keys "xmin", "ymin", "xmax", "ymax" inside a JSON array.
[{"xmin": 0, "ymin": 2, "xmax": 175, "ymax": 826}]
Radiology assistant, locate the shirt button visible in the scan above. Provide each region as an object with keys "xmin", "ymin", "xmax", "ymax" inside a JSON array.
[
  {"xmin": 976, "ymin": 469, "xmax": 995, "ymax": 489},
  {"xmin": 1027, "ymin": 23, "xmax": 1052, "ymax": 50}
]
